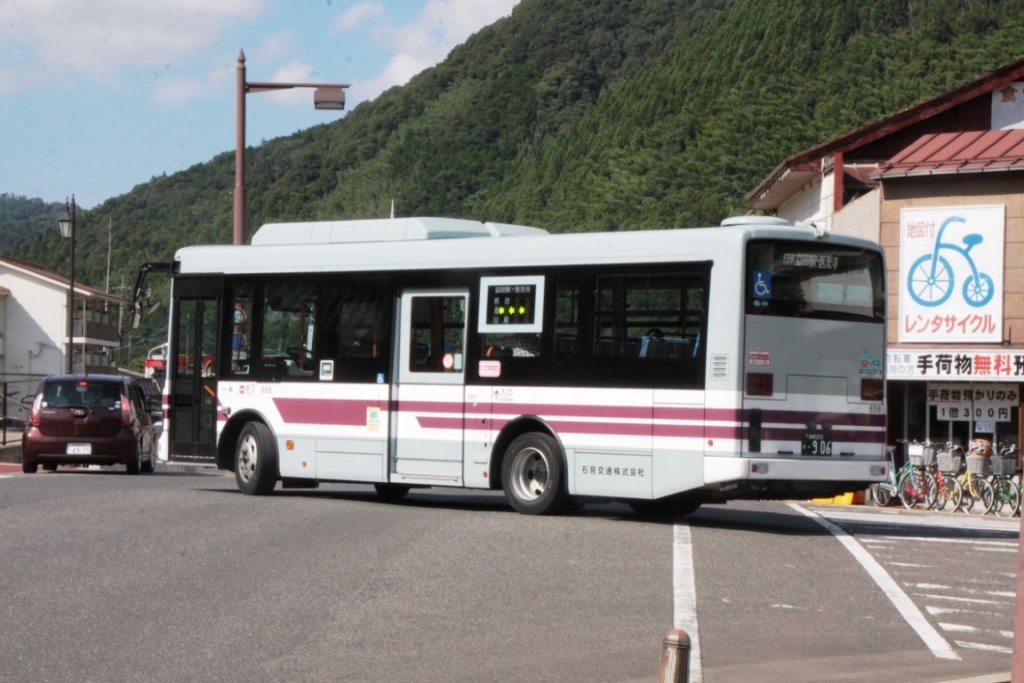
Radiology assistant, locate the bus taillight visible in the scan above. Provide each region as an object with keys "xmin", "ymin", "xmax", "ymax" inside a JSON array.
[
  {"xmin": 861, "ymin": 378, "xmax": 883, "ymax": 401},
  {"xmin": 746, "ymin": 372, "xmax": 773, "ymax": 397}
]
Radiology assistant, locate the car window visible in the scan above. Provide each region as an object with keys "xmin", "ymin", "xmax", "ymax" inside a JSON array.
[{"xmin": 42, "ymin": 380, "xmax": 121, "ymax": 409}]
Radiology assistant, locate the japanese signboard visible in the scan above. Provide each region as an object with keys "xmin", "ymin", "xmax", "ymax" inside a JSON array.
[
  {"xmin": 899, "ymin": 206, "xmax": 1004, "ymax": 343},
  {"xmin": 888, "ymin": 349, "xmax": 1024, "ymax": 381},
  {"xmin": 927, "ymin": 382, "xmax": 1018, "ymax": 423}
]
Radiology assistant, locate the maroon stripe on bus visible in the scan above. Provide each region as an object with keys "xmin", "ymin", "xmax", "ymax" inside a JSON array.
[{"xmin": 273, "ymin": 398, "xmax": 384, "ymax": 425}]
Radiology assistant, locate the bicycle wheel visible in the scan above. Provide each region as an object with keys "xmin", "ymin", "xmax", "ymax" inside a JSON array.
[
  {"xmin": 962, "ymin": 273, "xmax": 995, "ymax": 308},
  {"xmin": 932, "ymin": 472, "xmax": 957, "ymax": 511},
  {"xmin": 991, "ymin": 476, "xmax": 1019, "ymax": 517},
  {"xmin": 945, "ymin": 474, "xmax": 963, "ymax": 512},
  {"xmin": 965, "ymin": 474, "xmax": 995, "ymax": 516},
  {"xmin": 870, "ymin": 482, "xmax": 892, "ymax": 507},
  {"xmin": 899, "ymin": 468, "xmax": 935, "ymax": 510},
  {"xmin": 907, "ymin": 254, "xmax": 954, "ymax": 307}
]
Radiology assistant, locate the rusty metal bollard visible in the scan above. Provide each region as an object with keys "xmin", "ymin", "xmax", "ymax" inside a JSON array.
[{"xmin": 658, "ymin": 627, "xmax": 691, "ymax": 683}]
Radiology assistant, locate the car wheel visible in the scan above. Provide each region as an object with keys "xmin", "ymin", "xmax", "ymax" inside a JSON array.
[
  {"xmin": 235, "ymin": 422, "xmax": 278, "ymax": 495},
  {"xmin": 22, "ymin": 460, "xmax": 38, "ymax": 474},
  {"xmin": 501, "ymin": 432, "xmax": 567, "ymax": 515},
  {"xmin": 126, "ymin": 448, "xmax": 142, "ymax": 475}
]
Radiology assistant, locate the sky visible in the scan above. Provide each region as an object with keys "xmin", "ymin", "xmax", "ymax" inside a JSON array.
[{"xmin": 0, "ymin": 0, "xmax": 520, "ymax": 209}]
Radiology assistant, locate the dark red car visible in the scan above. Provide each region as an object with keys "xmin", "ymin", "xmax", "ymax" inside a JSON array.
[{"xmin": 21, "ymin": 374, "xmax": 159, "ymax": 474}]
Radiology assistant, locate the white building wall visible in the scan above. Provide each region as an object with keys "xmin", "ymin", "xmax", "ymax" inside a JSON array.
[
  {"xmin": 0, "ymin": 268, "xmax": 68, "ymax": 377},
  {"xmin": 831, "ymin": 188, "xmax": 881, "ymax": 242},
  {"xmin": 777, "ymin": 171, "xmax": 833, "ymax": 227}
]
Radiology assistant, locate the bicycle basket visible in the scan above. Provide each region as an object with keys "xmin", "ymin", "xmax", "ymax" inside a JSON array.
[
  {"xmin": 937, "ymin": 453, "xmax": 962, "ymax": 473},
  {"xmin": 990, "ymin": 455, "xmax": 1017, "ymax": 476},
  {"xmin": 969, "ymin": 438, "xmax": 993, "ymax": 457},
  {"xmin": 909, "ymin": 453, "xmax": 925, "ymax": 467},
  {"xmin": 921, "ymin": 444, "xmax": 938, "ymax": 467},
  {"xmin": 967, "ymin": 455, "xmax": 992, "ymax": 476}
]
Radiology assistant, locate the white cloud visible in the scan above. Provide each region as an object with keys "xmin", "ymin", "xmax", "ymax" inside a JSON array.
[
  {"xmin": 0, "ymin": 0, "xmax": 263, "ymax": 91},
  {"xmin": 342, "ymin": 0, "xmax": 518, "ymax": 102},
  {"xmin": 262, "ymin": 61, "xmax": 320, "ymax": 107},
  {"xmin": 152, "ymin": 78, "xmax": 208, "ymax": 108},
  {"xmin": 334, "ymin": 2, "xmax": 384, "ymax": 32}
]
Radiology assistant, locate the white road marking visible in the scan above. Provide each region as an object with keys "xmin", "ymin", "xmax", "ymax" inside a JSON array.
[
  {"xmin": 673, "ymin": 520, "xmax": 702, "ymax": 683},
  {"xmin": 955, "ymin": 640, "xmax": 1013, "ymax": 654},
  {"xmin": 916, "ymin": 593, "xmax": 1003, "ymax": 606},
  {"xmin": 811, "ymin": 507, "xmax": 1020, "ymax": 533},
  {"xmin": 789, "ymin": 503, "xmax": 961, "ymax": 661},
  {"xmin": 878, "ymin": 535, "xmax": 1017, "ymax": 548}
]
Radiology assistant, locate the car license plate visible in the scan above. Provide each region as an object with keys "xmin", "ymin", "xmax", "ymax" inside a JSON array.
[
  {"xmin": 66, "ymin": 443, "xmax": 92, "ymax": 455},
  {"xmin": 801, "ymin": 432, "xmax": 832, "ymax": 456}
]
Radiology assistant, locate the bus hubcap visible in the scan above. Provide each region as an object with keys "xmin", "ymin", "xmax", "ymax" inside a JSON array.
[
  {"xmin": 238, "ymin": 436, "xmax": 258, "ymax": 483},
  {"xmin": 511, "ymin": 447, "xmax": 548, "ymax": 501}
]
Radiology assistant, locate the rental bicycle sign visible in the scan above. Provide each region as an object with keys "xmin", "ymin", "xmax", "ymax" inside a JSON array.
[{"xmin": 899, "ymin": 205, "xmax": 1004, "ymax": 343}]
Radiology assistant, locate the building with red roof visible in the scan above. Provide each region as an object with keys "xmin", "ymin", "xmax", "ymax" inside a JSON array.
[{"xmin": 748, "ymin": 56, "xmax": 1024, "ymax": 453}]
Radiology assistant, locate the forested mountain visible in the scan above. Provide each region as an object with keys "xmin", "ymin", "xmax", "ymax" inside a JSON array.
[
  {"xmin": 5, "ymin": 0, "xmax": 1024, "ymax": 365},
  {"xmin": 0, "ymin": 194, "xmax": 65, "ymax": 254}
]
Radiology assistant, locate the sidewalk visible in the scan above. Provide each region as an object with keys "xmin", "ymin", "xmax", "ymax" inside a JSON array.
[{"xmin": 0, "ymin": 442, "xmax": 20, "ymax": 463}]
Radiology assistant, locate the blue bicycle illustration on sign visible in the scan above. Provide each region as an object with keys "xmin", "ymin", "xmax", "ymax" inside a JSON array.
[{"xmin": 906, "ymin": 215, "xmax": 995, "ymax": 308}]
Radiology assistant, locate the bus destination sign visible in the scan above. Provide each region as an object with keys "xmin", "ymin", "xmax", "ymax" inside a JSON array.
[
  {"xmin": 487, "ymin": 283, "xmax": 536, "ymax": 326},
  {"xmin": 478, "ymin": 275, "xmax": 546, "ymax": 333}
]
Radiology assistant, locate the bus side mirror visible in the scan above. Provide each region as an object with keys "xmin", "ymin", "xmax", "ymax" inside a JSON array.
[{"xmin": 132, "ymin": 302, "xmax": 142, "ymax": 330}]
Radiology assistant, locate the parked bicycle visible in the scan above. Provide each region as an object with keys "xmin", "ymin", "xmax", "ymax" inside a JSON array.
[
  {"xmin": 957, "ymin": 439, "xmax": 996, "ymax": 515},
  {"xmin": 868, "ymin": 446, "xmax": 899, "ymax": 507},
  {"xmin": 988, "ymin": 443, "xmax": 1020, "ymax": 517},
  {"xmin": 868, "ymin": 441, "xmax": 938, "ymax": 509},
  {"xmin": 932, "ymin": 443, "xmax": 964, "ymax": 511},
  {"xmin": 900, "ymin": 441, "xmax": 938, "ymax": 510}
]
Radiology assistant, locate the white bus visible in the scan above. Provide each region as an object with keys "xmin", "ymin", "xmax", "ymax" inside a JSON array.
[{"xmin": 154, "ymin": 215, "xmax": 887, "ymax": 515}]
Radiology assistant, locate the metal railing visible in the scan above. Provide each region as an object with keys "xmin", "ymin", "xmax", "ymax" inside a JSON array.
[{"xmin": 1, "ymin": 374, "xmax": 46, "ymax": 446}]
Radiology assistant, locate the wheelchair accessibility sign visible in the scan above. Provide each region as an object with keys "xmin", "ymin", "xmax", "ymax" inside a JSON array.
[{"xmin": 899, "ymin": 205, "xmax": 1004, "ymax": 343}]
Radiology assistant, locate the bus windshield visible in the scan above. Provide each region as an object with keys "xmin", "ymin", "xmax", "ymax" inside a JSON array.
[{"xmin": 745, "ymin": 240, "xmax": 884, "ymax": 322}]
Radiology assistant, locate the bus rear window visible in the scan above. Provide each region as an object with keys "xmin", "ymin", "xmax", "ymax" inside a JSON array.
[{"xmin": 746, "ymin": 240, "xmax": 884, "ymax": 322}]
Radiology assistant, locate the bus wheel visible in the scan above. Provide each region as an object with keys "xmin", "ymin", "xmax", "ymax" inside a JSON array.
[
  {"xmin": 374, "ymin": 484, "xmax": 411, "ymax": 501},
  {"xmin": 501, "ymin": 433, "xmax": 567, "ymax": 515},
  {"xmin": 235, "ymin": 422, "xmax": 278, "ymax": 495}
]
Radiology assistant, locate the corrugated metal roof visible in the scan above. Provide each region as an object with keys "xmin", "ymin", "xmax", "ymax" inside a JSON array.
[{"xmin": 873, "ymin": 129, "xmax": 1024, "ymax": 178}]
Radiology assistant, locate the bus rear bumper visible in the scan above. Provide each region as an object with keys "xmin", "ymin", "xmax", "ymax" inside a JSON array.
[{"xmin": 703, "ymin": 455, "xmax": 888, "ymax": 500}]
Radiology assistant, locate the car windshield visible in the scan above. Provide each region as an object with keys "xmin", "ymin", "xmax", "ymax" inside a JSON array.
[{"xmin": 42, "ymin": 380, "xmax": 121, "ymax": 409}]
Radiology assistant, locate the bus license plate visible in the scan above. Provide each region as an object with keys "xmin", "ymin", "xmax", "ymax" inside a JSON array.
[
  {"xmin": 66, "ymin": 443, "xmax": 91, "ymax": 455},
  {"xmin": 801, "ymin": 433, "xmax": 832, "ymax": 456}
]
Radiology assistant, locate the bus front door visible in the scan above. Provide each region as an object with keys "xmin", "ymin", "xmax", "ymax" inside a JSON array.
[
  {"xmin": 391, "ymin": 290, "xmax": 468, "ymax": 485},
  {"xmin": 169, "ymin": 288, "xmax": 220, "ymax": 464}
]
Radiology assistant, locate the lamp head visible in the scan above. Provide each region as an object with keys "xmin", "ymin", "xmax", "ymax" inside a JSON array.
[
  {"xmin": 313, "ymin": 86, "xmax": 346, "ymax": 110},
  {"xmin": 58, "ymin": 204, "xmax": 72, "ymax": 239}
]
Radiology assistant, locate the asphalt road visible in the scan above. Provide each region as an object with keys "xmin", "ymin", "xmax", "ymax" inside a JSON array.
[{"xmin": 0, "ymin": 464, "xmax": 1018, "ymax": 682}]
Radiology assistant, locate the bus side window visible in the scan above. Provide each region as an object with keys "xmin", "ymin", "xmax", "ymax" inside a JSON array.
[
  {"xmin": 229, "ymin": 282, "xmax": 255, "ymax": 376},
  {"xmin": 261, "ymin": 281, "xmax": 317, "ymax": 379},
  {"xmin": 592, "ymin": 271, "xmax": 706, "ymax": 388},
  {"xmin": 481, "ymin": 333, "xmax": 541, "ymax": 358},
  {"xmin": 553, "ymin": 279, "xmax": 580, "ymax": 356},
  {"xmin": 320, "ymin": 287, "xmax": 389, "ymax": 381}
]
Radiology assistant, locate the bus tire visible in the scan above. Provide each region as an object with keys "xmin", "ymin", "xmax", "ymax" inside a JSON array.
[
  {"xmin": 235, "ymin": 422, "xmax": 278, "ymax": 495},
  {"xmin": 501, "ymin": 432, "xmax": 567, "ymax": 515}
]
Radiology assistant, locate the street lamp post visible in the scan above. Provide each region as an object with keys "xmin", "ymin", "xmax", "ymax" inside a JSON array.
[
  {"xmin": 234, "ymin": 49, "xmax": 349, "ymax": 245},
  {"xmin": 57, "ymin": 196, "xmax": 76, "ymax": 374}
]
